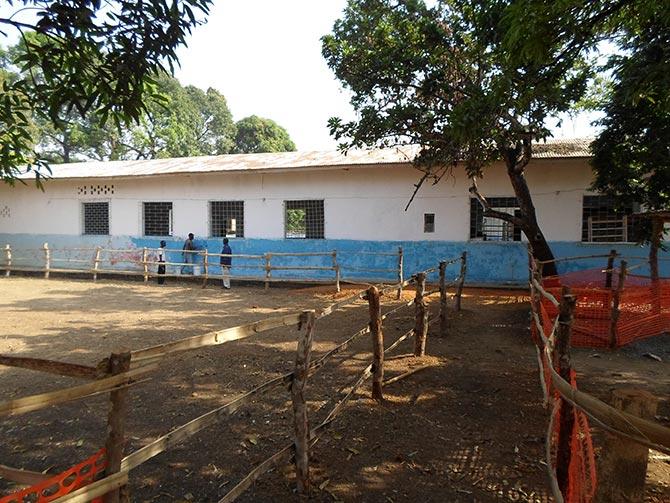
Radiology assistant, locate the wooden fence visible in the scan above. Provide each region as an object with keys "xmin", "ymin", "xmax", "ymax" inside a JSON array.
[
  {"xmin": 529, "ymin": 256, "xmax": 670, "ymax": 503},
  {"xmin": 0, "ymin": 254, "xmax": 468, "ymax": 502},
  {"xmin": 0, "ymin": 244, "xmax": 407, "ymax": 293}
]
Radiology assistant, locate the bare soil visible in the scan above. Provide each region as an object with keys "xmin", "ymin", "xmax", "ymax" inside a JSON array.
[{"xmin": 0, "ymin": 275, "xmax": 668, "ymax": 502}]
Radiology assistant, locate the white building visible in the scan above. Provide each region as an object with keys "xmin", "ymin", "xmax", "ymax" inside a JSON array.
[{"xmin": 0, "ymin": 139, "xmax": 664, "ymax": 284}]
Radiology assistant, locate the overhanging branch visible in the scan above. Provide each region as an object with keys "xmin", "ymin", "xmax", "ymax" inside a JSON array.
[{"xmin": 469, "ymin": 177, "xmax": 526, "ymax": 228}]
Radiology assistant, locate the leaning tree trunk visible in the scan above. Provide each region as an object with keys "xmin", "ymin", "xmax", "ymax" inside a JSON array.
[{"xmin": 505, "ymin": 150, "xmax": 558, "ymax": 277}]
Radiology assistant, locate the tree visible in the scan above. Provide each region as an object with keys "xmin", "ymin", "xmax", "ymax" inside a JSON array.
[
  {"xmin": 501, "ymin": 1, "xmax": 670, "ymax": 242},
  {"xmin": 591, "ymin": 25, "xmax": 670, "ymax": 215},
  {"xmin": 123, "ymin": 74, "xmax": 236, "ymax": 159},
  {"xmin": 233, "ymin": 115, "xmax": 297, "ymax": 154},
  {"xmin": 322, "ymin": 0, "xmax": 590, "ymax": 274},
  {"xmin": 0, "ymin": 0, "xmax": 212, "ymax": 184}
]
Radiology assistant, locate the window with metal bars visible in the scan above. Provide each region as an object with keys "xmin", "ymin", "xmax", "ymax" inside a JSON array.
[
  {"xmin": 82, "ymin": 202, "xmax": 109, "ymax": 235},
  {"xmin": 469, "ymin": 198, "xmax": 522, "ymax": 241},
  {"xmin": 285, "ymin": 200, "xmax": 324, "ymax": 239},
  {"xmin": 581, "ymin": 195, "xmax": 639, "ymax": 243},
  {"xmin": 143, "ymin": 202, "xmax": 173, "ymax": 236},
  {"xmin": 210, "ymin": 201, "xmax": 244, "ymax": 238}
]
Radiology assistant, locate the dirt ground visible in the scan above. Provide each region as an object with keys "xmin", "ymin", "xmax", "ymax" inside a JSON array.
[{"xmin": 0, "ymin": 275, "xmax": 668, "ymax": 502}]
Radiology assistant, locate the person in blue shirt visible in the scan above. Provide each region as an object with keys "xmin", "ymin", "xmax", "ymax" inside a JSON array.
[{"xmin": 220, "ymin": 238, "xmax": 232, "ymax": 289}]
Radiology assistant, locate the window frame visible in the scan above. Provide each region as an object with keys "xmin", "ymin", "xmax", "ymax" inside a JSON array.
[
  {"xmin": 284, "ymin": 199, "xmax": 325, "ymax": 239},
  {"xmin": 142, "ymin": 201, "xmax": 173, "ymax": 237},
  {"xmin": 469, "ymin": 197, "xmax": 522, "ymax": 242},
  {"xmin": 423, "ymin": 213, "xmax": 435, "ymax": 233},
  {"xmin": 209, "ymin": 200, "xmax": 245, "ymax": 238},
  {"xmin": 81, "ymin": 200, "xmax": 110, "ymax": 236},
  {"xmin": 581, "ymin": 195, "xmax": 639, "ymax": 244}
]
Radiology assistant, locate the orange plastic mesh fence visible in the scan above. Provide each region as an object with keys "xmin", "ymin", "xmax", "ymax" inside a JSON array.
[
  {"xmin": 0, "ymin": 449, "xmax": 107, "ymax": 503},
  {"xmin": 541, "ymin": 269, "xmax": 670, "ymax": 348},
  {"xmin": 536, "ymin": 302, "xmax": 597, "ymax": 502}
]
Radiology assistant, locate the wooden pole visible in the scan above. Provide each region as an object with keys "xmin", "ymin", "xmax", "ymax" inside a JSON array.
[
  {"xmin": 366, "ymin": 286, "xmax": 384, "ymax": 401},
  {"xmin": 202, "ymin": 249, "xmax": 209, "ymax": 288},
  {"xmin": 291, "ymin": 311, "xmax": 315, "ymax": 495},
  {"xmin": 595, "ymin": 388, "xmax": 659, "ymax": 503},
  {"xmin": 142, "ymin": 247, "xmax": 148, "ymax": 283},
  {"xmin": 264, "ymin": 253, "xmax": 272, "ymax": 290},
  {"xmin": 93, "ymin": 246, "xmax": 101, "ymax": 281},
  {"xmin": 605, "ymin": 249, "xmax": 617, "ymax": 288},
  {"xmin": 608, "ymin": 260, "xmax": 627, "ymax": 348},
  {"xmin": 413, "ymin": 272, "xmax": 427, "ymax": 357},
  {"xmin": 4, "ymin": 244, "xmax": 11, "ymax": 277},
  {"xmin": 396, "ymin": 246, "xmax": 403, "ymax": 299},
  {"xmin": 455, "ymin": 251, "xmax": 467, "ymax": 311},
  {"xmin": 649, "ymin": 219, "xmax": 663, "ymax": 316},
  {"xmin": 438, "ymin": 261, "xmax": 448, "ymax": 336},
  {"xmin": 332, "ymin": 250, "xmax": 340, "ymax": 293},
  {"xmin": 43, "ymin": 242, "xmax": 50, "ymax": 279},
  {"xmin": 554, "ymin": 287, "xmax": 577, "ymax": 498},
  {"xmin": 103, "ymin": 352, "xmax": 131, "ymax": 503}
]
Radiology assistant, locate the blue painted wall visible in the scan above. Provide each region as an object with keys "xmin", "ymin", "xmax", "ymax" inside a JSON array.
[{"xmin": 0, "ymin": 233, "xmax": 668, "ymax": 285}]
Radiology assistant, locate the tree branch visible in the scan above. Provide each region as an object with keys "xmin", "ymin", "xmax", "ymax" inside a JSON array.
[{"xmin": 469, "ymin": 177, "xmax": 526, "ymax": 228}]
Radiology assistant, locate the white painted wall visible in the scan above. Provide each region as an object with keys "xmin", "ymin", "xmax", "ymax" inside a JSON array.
[{"xmin": 0, "ymin": 158, "xmax": 594, "ymax": 241}]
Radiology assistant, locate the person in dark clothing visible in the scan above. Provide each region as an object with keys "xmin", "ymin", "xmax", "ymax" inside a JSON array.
[
  {"xmin": 220, "ymin": 238, "xmax": 232, "ymax": 289},
  {"xmin": 182, "ymin": 232, "xmax": 195, "ymax": 274},
  {"xmin": 157, "ymin": 240, "xmax": 167, "ymax": 285}
]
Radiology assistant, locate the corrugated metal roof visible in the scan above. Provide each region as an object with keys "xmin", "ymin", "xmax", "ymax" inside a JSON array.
[
  {"xmin": 35, "ymin": 138, "xmax": 592, "ymax": 180},
  {"xmin": 532, "ymin": 137, "xmax": 592, "ymax": 158}
]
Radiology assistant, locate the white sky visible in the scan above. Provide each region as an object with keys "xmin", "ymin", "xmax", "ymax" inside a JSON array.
[
  {"xmin": 1, "ymin": 1, "xmax": 600, "ymax": 151},
  {"xmin": 174, "ymin": 0, "xmax": 600, "ymax": 151}
]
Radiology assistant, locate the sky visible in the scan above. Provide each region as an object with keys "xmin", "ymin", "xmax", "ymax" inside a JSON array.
[{"xmin": 174, "ymin": 1, "xmax": 601, "ymax": 152}]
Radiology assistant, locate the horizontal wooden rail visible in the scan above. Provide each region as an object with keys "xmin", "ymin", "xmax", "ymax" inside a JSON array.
[
  {"xmin": 0, "ymin": 365, "xmax": 155, "ymax": 417},
  {"xmin": 122, "ymin": 371, "xmax": 293, "ymax": 471},
  {"xmin": 51, "ymin": 470, "xmax": 129, "ymax": 503},
  {"xmin": 0, "ymin": 463, "xmax": 52, "ymax": 485},
  {"xmin": 340, "ymin": 266, "xmax": 398, "ymax": 273},
  {"xmin": 131, "ymin": 312, "xmax": 303, "ymax": 364},
  {"xmin": 0, "ymin": 355, "xmax": 102, "ymax": 380}
]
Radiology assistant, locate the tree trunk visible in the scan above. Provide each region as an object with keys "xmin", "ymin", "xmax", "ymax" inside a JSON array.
[{"xmin": 505, "ymin": 152, "xmax": 558, "ymax": 277}]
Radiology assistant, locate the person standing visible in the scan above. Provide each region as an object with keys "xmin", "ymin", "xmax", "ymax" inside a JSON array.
[
  {"xmin": 157, "ymin": 240, "xmax": 167, "ymax": 285},
  {"xmin": 220, "ymin": 238, "xmax": 232, "ymax": 289},
  {"xmin": 182, "ymin": 233, "xmax": 195, "ymax": 274}
]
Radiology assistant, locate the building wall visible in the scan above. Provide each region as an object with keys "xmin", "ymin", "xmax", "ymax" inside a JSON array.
[{"xmin": 1, "ymin": 158, "xmax": 667, "ymax": 284}]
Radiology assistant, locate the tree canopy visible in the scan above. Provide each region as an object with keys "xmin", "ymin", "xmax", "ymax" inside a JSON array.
[
  {"xmin": 0, "ymin": 0, "xmax": 212, "ymax": 184},
  {"xmin": 501, "ymin": 0, "xmax": 670, "ymax": 239},
  {"xmin": 322, "ymin": 0, "xmax": 591, "ymax": 272},
  {"xmin": 233, "ymin": 115, "xmax": 296, "ymax": 154}
]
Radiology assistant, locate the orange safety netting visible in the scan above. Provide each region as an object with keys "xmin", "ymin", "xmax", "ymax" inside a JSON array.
[
  {"xmin": 541, "ymin": 268, "xmax": 670, "ymax": 348},
  {"xmin": 533, "ymin": 301, "xmax": 597, "ymax": 503},
  {"xmin": 0, "ymin": 449, "xmax": 107, "ymax": 503}
]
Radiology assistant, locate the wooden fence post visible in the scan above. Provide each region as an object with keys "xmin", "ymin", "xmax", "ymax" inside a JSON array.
[
  {"xmin": 554, "ymin": 287, "xmax": 577, "ymax": 498},
  {"xmin": 439, "ymin": 261, "xmax": 448, "ymax": 337},
  {"xmin": 455, "ymin": 251, "xmax": 467, "ymax": 311},
  {"xmin": 142, "ymin": 247, "xmax": 149, "ymax": 283},
  {"xmin": 291, "ymin": 311, "xmax": 315, "ymax": 495},
  {"xmin": 202, "ymin": 249, "xmax": 209, "ymax": 288},
  {"xmin": 396, "ymin": 246, "xmax": 403, "ymax": 299},
  {"xmin": 413, "ymin": 272, "xmax": 427, "ymax": 357},
  {"xmin": 605, "ymin": 249, "xmax": 617, "ymax": 288},
  {"xmin": 4, "ymin": 244, "xmax": 11, "ymax": 277},
  {"xmin": 332, "ymin": 250, "xmax": 340, "ymax": 293},
  {"xmin": 595, "ymin": 388, "xmax": 659, "ymax": 503},
  {"xmin": 366, "ymin": 286, "xmax": 384, "ymax": 401},
  {"xmin": 608, "ymin": 260, "xmax": 627, "ymax": 348},
  {"xmin": 649, "ymin": 219, "xmax": 662, "ymax": 316},
  {"xmin": 43, "ymin": 242, "xmax": 50, "ymax": 279},
  {"xmin": 104, "ymin": 351, "xmax": 131, "ymax": 503},
  {"xmin": 92, "ymin": 246, "xmax": 101, "ymax": 281},
  {"xmin": 264, "ymin": 253, "xmax": 272, "ymax": 290}
]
